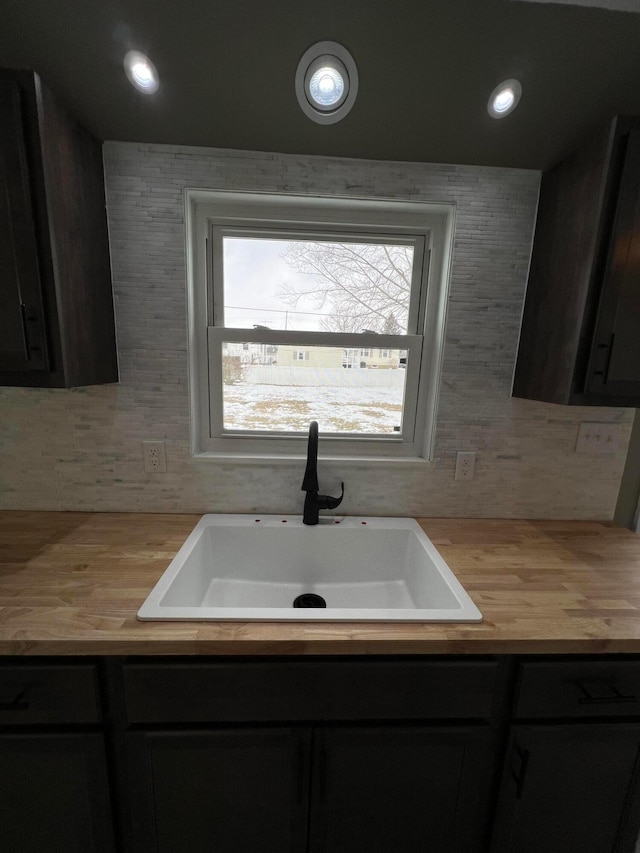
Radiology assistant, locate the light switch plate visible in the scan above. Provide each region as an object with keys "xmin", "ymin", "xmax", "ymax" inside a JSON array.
[{"xmin": 575, "ymin": 422, "xmax": 621, "ymax": 454}]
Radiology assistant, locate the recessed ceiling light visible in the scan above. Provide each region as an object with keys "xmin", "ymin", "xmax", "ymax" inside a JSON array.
[
  {"xmin": 295, "ymin": 41, "xmax": 358, "ymax": 125},
  {"xmin": 124, "ymin": 51, "xmax": 159, "ymax": 94},
  {"xmin": 487, "ymin": 79, "xmax": 522, "ymax": 119},
  {"xmin": 307, "ymin": 58, "xmax": 347, "ymax": 110}
]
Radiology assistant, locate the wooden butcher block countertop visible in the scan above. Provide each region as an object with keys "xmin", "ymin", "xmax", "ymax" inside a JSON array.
[{"xmin": 1, "ymin": 511, "xmax": 640, "ymax": 656}]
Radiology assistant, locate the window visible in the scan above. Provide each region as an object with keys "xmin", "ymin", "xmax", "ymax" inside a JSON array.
[{"xmin": 186, "ymin": 191, "xmax": 454, "ymax": 460}]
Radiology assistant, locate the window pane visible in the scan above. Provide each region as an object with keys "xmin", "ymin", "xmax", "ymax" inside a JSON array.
[
  {"xmin": 221, "ymin": 342, "xmax": 408, "ymax": 435},
  {"xmin": 222, "ymin": 237, "xmax": 413, "ymax": 333}
]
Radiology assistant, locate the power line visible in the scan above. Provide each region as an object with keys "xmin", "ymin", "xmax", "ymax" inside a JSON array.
[
  {"xmin": 226, "ymin": 304, "xmax": 354, "ymax": 319},
  {"xmin": 226, "ymin": 305, "xmax": 407, "ymax": 322}
]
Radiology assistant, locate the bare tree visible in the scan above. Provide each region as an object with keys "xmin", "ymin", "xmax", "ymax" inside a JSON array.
[{"xmin": 278, "ymin": 242, "xmax": 412, "ymax": 333}]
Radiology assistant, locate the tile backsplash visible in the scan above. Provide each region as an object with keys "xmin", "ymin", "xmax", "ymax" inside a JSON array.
[{"xmin": 0, "ymin": 143, "xmax": 633, "ymax": 518}]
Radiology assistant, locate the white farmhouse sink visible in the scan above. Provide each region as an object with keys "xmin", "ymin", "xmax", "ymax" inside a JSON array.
[{"xmin": 137, "ymin": 515, "xmax": 482, "ymax": 622}]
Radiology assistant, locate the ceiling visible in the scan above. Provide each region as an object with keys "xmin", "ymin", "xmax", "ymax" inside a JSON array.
[{"xmin": 1, "ymin": 0, "xmax": 640, "ymax": 170}]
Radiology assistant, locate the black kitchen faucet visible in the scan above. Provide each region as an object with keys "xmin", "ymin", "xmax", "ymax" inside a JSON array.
[{"xmin": 301, "ymin": 421, "xmax": 344, "ymax": 525}]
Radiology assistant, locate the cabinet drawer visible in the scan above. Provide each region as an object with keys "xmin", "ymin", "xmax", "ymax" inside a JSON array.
[
  {"xmin": 514, "ymin": 660, "xmax": 640, "ymax": 719},
  {"xmin": 0, "ymin": 664, "xmax": 100, "ymax": 725},
  {"xmin": 123, "ymin": 659, "xmax": 498, "ymax": 723}
]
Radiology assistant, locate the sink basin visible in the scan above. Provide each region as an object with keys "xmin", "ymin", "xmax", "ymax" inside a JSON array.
[{"xmin": 137, "ymin": 515, "xmax": 482, "ymax": 622}]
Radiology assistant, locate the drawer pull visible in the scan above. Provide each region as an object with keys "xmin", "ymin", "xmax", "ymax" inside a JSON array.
[
  {"xmin": 318, "ymin": 746, "xmax": 328, "ymax": 804},
  {"xmin": 19, "ymin": 303, "xmax": 31, "ymax": 361},
  {"xmin": 296, "ymin": 741, "xmax": 306, "ymax": 804},
  {"xmin": 0, "ymin": 687, "xmax": 30, "ymax": 712},
  {"xmin": 576, "ymin": 680, "xmax": 637, "ymax": 706}
]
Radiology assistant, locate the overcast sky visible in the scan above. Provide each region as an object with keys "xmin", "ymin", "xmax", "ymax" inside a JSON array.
[{"xmin": 223, "ymin": 238, "xmax": 327, "ymax": 331}]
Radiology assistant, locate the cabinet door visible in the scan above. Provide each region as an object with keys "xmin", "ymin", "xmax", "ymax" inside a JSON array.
[
  {"xmin": 308, "ymin": 726, "xmax": 493, "ymax": 853},
  {"xmin": 588, "ymin": 129, "xmax": 640, "ymax": 398},
  {"xmin": 491, "ymin": 724, "xmax": 640, "ymax": 853},
  {"xmin": 0, "ymin": 733, "xmax": 115, "ymax": 853},
  {"xmin": 0, "ymin": 77, "xmax": 48, "ymax": 373},
  {"xmin": 125, "ymin": 728, "xmax": 310, "ymax": 853}
]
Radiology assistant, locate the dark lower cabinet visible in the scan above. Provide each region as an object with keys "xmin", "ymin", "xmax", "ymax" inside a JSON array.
[
  {"xmin": 491, "ymin": 724, "xmax": 640, "ymax": 853},
  {"xmin": 0, "ymin": 733, "xmax": 115, "ymax": 853},
  {"xmin": 119, "ymin": 658, "xmax": 499, "ymax": 853},
  {"xmin": 125, "ymin": 728, "xmax": 311, "ymax": 853},
  {"xmin": 308, "ymin": 726, "xmax": 493, "ymax": 853},
  {"xmin": 124, "ymin": 724, "xmax": 493, "ymax": 853},
  {"xmin": 3, "ymin": 656, "xmax": 640, "ymax": 853}
]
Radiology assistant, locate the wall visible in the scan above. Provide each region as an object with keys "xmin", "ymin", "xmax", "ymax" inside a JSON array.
[{"xmin": 0, "ymin": 143, "xmax": 634, "ymax": 518}]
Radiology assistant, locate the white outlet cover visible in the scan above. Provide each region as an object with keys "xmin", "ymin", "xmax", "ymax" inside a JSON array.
[
  {"xmin": 143, "ymin": 440, "xmax": 167, "ymax": 472},
  {"xmin": 455, "ymin": 451, "xmax": 476, "ymax": 480}
]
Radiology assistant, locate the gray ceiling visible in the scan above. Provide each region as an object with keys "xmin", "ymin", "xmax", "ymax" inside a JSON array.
[{"xmin": 1, "ymin": 0, "xmax": 640, "ymax": 170}]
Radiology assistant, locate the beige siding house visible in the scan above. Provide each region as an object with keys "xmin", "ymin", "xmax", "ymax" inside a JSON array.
[
  {"xmin": 278, "ymin": 345, "xmax": 343, "ymax": 369},
  {"xmin": 342, "ymin": 347, "xmax": 401, "ymax": 369}
]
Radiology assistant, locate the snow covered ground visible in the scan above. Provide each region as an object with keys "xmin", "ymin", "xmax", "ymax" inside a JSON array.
[{"xmin": 223, "ymin": 383, "xmax": 404, "ymax": 434}]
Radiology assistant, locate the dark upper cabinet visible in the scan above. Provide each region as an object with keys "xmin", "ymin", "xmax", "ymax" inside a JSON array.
[
  {"xmin": 513, "ymin": 115, "xmax": 640, "ymax": 406},
  {"xmin": 0, "ymin": 69, "xmax": 117, "ymax": 388}
]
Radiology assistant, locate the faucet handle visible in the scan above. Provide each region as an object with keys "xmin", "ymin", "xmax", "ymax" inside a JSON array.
[{"xmin": 320, "ymin": 482, "xmax": 344, "ymax": 511}]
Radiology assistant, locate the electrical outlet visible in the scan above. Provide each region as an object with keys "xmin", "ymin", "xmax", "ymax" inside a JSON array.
[
  {"xmin": 143, "ymin": 440, "xmax": 167, "ymax": 473},
  {"xmin": 575, "ymin": 423, "xmax": 621, "ymax": 454},
  {"xmin": 455, "ymin": 451, "xmax": 476, "ymax": 481}
]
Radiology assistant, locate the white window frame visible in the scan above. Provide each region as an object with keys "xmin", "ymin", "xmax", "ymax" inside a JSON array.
[{"xmin": 185, "ymin": 190, "xmax": 455, "ymax": 462}]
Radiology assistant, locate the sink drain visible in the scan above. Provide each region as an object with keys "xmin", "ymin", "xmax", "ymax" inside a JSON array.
[{"xmin": 293, "ymin": 593, "xmax": 327, "ymax": 608}]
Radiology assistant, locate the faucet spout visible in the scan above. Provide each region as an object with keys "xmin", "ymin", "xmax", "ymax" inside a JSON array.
[
  {"xmin": 301, "ymin": 421, "xmax": 344, "ymax": 525},
  {"xmin": 301, "ymin": 420, "xmax": 319, "ymax": 493}
]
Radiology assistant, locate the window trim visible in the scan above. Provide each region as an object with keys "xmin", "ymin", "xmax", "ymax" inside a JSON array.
[{"xmin": 185, "ymin": 189, "xmax": 456, "ymax": 463}]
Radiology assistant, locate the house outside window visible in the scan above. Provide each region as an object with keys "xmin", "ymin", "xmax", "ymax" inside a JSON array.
[{"xmin": 186, "ymin": 190, "xmax": 454, "ymax": 460}]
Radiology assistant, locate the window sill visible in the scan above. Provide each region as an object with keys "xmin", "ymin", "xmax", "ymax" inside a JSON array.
[{"xmin": 191, "ymin": 451, "xmax": 433, "ymax": 468}]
